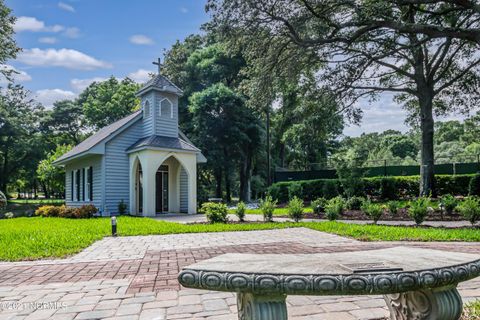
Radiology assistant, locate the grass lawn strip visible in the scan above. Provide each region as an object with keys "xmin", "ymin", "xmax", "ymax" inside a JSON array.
[
  {"xmin": 1, "ymin": 217, "xmax": 480, "ymax": 261},
  {"xmin": 462, "ymin": 300, "xmax": 480, "ymax": 319}
]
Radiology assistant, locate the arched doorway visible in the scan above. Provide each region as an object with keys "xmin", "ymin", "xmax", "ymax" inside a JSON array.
[
  {"xmin": 132, "ymin": 158, "xmax": 143, "ymax": 215},
  {"xmin": 156, "ymin": 164, "xmax": 168, "ymax": 213},
  {"xmin": 155, "ymin": 155, "xmax": 189, "ymax": 214}
]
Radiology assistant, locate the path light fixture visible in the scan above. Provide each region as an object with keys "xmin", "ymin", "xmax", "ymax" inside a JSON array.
[{"xmin": 111, "ymin": 216, "xmax": 117, "ymax": 237}]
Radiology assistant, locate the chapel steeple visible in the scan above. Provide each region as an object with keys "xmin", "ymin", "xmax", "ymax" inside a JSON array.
[{"xmin": 136, "ymin": 58, "xmax": 183, "ymax": 138}]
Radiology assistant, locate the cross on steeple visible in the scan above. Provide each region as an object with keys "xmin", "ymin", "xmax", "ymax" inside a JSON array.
[{"xmin": 152, "ymin": 58, "xmax": 163, "ymax": 74}]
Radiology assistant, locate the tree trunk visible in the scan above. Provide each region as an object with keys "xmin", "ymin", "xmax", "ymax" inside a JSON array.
[
  {"xmin": 266, "ymin": 108, "xmax": 271, "ymax": 186},
  {"xmin": 245, "ymin": 153, "xmax": 252, "ymax": 202},
  {"xmin": 1, "ymin": 148, "xmax": 8, "ymax": 192},
  {"xmin": 225, "ymin": 172, "xmax": 232, "ymax": 202},
  {"xmin": 239, "ymin": 162, "xmax": 247, "ymax": 202},
  {"xmin": 279, "ymin": 143, "xmax": 285, "ymax": 168},
  {"xmin": 42, "ymin": 182, "xmax": 50, "ymax": 199},
  {"xmin": 239, "ymin": 152, "xmax": 253, "ymax": 202},
  {"xmin": 418, "ymin": 91, "xmax": 436, "ymax": 196},
  {"xmin": 223, "ymin": 147, "xmax": 232, "ymax": 202},
  {"xmin": 224, "ymin": 168, "xmax": 231, "ymax": 203},
  {"xmin": 214, "ymin": 169, "xmax": 222, "ymax": 198}
]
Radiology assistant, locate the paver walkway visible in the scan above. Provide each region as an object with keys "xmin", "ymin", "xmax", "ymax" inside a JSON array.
[{"xmin": 0, "ymin": 228, "xmax": 479, "ymax": 320}]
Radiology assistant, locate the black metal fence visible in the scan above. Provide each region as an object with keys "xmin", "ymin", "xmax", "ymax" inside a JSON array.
[{"xmin": 275, "ymin": 161, "xmax": 480, "ymax": 182}]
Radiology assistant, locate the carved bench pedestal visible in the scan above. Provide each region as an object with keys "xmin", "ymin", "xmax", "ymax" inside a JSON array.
[
  {"xmin": 384, "ymin": 286, "xmax": 463, "ymax": 320},
  {"xmin": 237, "ymin": 293, "xmax": 287, "ymax": 320},
  {"xmin": 178, "ymin": 248, "xmax": 480, "ymax": 320}
]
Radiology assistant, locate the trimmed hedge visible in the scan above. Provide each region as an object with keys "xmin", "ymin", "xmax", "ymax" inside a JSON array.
[
  {"xmin": 469, "ymin": 174, "xmax": 480, "ymax": 196},
  {"xmin": 268, "ymin": 174, "xmax": 475, "ymax": 203}
]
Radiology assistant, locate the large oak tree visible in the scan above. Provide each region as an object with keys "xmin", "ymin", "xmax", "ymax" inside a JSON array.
[
  {"xmin": 0, "ymin": 0, "xmax": 19, "ymax": 81},
  {"xmin": 207, "ymin": 0, "xmax": 480, "ymax": 195}
]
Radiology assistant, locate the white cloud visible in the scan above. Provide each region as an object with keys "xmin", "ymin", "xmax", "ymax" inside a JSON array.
[
  {"xmin": 14, "ymin": 16, "xmax": 64, "ymax": 33},
  {"xmin": 58, "ymin": 2, "xmax": 75, "ymax": 12},
  {"xmin": 70, "ymin": 77, "xmax": 107, "ymax": 92},
  {"xmin": 343, "ymin": 94, "xmax": 409, "ymax": 137},
  {"xmin": 70, "ymin": 69, "xmax": 153, "ymax": 93},
  {"xmin": 128, "ymin": 69, "xmax": 153, "ymax": 83},
  {"xmin": 129, "ymin": 34, "xmax": 154, "ymax": 45},
  {"xmin": 342, "ymin": 93, "xmax": 476, "ymax": 137},
  {"xmin": 34, "ymin": 89, "xmax": 76, "ymax": 108},
  {"xmin": 63, "ymin": 27, "xmax": 80, "ymax": 38},
  {"xmin": 14, "ymin": 16, "xmax": 44, "ymax": 32},
  {"xmin": 0, "ymin": 65, "xmax": 32, "ymax": 84},
  {"xmin": 18, "ymin": 48, "xmax": 112, "ymax": 70},
  {"xmin": 180, "ymin": 7, "xmax": 188, "ymax": 13},
  {"xmin": 38, "ymin": 37, "xmax": 57, "ymax": 44}
]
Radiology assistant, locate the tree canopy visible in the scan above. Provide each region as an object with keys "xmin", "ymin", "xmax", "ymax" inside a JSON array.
[
  {"xmin": 80, "ymin": 77, "xmax": 140, "ymax": 130},
  {"xmin": 207, "ymin": 0, "xmax": 480, "ymax": 195},
  {"xmin": 0, "ymin": 0, "xmax": 19, "ymax": 81}
]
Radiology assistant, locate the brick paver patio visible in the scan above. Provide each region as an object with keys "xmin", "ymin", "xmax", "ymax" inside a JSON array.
[{"xmin": 0, "ymin": 228, "xmax": 479, "ymax": 319}]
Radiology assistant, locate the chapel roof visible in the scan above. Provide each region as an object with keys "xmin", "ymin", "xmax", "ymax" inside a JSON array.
[
  {"xmin": 126, "ymin": 135, "xmax": 200, "ymax": 153},
  {"xmin": 136, "ymin": 74, "xmax": 183, "ymax": 96},
  {"xmin": 54, "ymin": 110, "xmax": 142, "ymax": 164}
]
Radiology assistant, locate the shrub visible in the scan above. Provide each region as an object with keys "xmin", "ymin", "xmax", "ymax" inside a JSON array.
[
  {"xmin": 35, "ymin": 205, "xmax": 97, "ymax": 219},
  {"xmin": 259, "ymin": 195, "xmax": 277, "ymax": 222},
  {"xmin": 346, "ymin": 196, "xmax": 365, "ymax": 210},
  {"xmin": 361, "ymin": 201, "xmax": 384, "ymax": 224},
  {"xmin": 4, "ymin": 212, "xmax": 14, "ymax": 219},
  {"xmin": 118, "ymin": 200, "xmax": 127, "ymax": 215},
  {"xmin": 436, "ymin": 175, "xmax": 472, "ymax": 196},
  {"xmin": 301, "ymin": 180, "xmax": 325, "ymax": 201},
  {"xmin": 201, "ymin": 202, "xmax": 228, "ymax": 223},
  {"xmin": 311, "ymin": 197, "xmax": 327, "ymax": 215},
  {"xmin": 267, "ymin": 183, "xmax": 289, "ymax": 203},
  {"xmin": 458, "ymin": 197, "xmax": 480, "ymax": 225},
  {"xmin": 235, "ymin": 201, "xmax": 246, "ymax": 222},
  {"xmin": 322, "ymin": 180, "xmax": 339, "ymax": 199},
  {"xmin": 75, "ymin": 205, "xmax": 98, "ymax": 218},
  {"xmin": 408, "ymin": 197, "xmax": 431, "ymax": 225},
  {"xmin": 440, "ymin": 194, "xmax": 458, "ymax": 215},
  {"xmin": 469, "ymin": 174, "xmax": 480, "ymax": 196},
  {"xmin": 288, "ymin": 183, "xmax": 303, "ymax": 200},
  {"xmin": 380, "ymin": 178, "xmax": 397, "ymax": 200},
  {"xmin": 389, "ymin": 176, "xmax": 419, "ymax": 198},
  {"xmin": 60, "ymin": 206, "xmax": 77, "ymax": 218},
  {"xmin": 387, "ymin": 201, "xmax": 400, "ymax": 215},
  {"xmin": 287, "ymin": 196, "xmax": 304, "ymax": 222},
  {"xmin": 336, "ymin": 162, "xmax": 365, "ymax": 198},
  {"xmin": 325, "ymin": 196, "xmax": 344, "ymax": 221},
  {"xmin": 35, "ymin": 205, "xmax": 63, "ymax": 217}
]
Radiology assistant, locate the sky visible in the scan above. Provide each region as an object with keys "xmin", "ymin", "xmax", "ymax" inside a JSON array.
[
  {"xmin": 2, "ymin": 0, "xmax": 466, "ymax": 137},
  {"xmin": 4, "ymin": 0, "xmax": 208, "ymax": 107}
]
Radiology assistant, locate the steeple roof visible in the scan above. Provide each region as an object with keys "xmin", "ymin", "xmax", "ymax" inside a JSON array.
[
  {"xmin": 136, "ymin": 58, "xmax": 183, "ymax": 96},
  {"xmin": 136, "ymin": 74, "xmax": 183, "ymax": 96}
]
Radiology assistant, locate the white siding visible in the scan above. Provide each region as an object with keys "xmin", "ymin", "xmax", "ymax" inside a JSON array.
[
  {"xmin": 180, "ymin": 167, "xmax": 188, "ymax": 213},
  {"xmin": 65, "ymin": 156, "xmax": 103, "ymax": 210},
  {"xmin": 154, "ymin": 92, "xmax": 178, "ymax": 137},
  {"xmin": 104, "ymin": 120, "xmax": 143, "ymax": 214},
  {"xmin": 142, "ymin": 92, "xmax": 155, "ymax": 137}
]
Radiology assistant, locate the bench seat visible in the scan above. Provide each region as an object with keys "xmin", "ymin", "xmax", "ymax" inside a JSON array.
[{"xmin": 178, "ymin": 247, "xmax": 480, "ymax": 320}]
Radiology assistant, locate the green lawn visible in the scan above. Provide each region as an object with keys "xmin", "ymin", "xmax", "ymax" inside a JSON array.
[
  {"xmin": 1, "ymin": 217, "xmax": 480, "ymax": 261},
  {"xmin": 463, "ymin": 300, "xmax": 480, "ymax": 319}
]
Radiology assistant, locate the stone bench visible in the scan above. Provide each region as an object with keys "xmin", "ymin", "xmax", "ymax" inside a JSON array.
[{"xmin": 178, "ymin": 246, "xmax": 480, "ymax": 320}]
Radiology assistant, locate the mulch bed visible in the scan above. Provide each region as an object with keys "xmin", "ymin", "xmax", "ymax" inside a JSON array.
[{"xmin": 303, "ymin": 208, "xmax": 466, "ymax": 221}]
